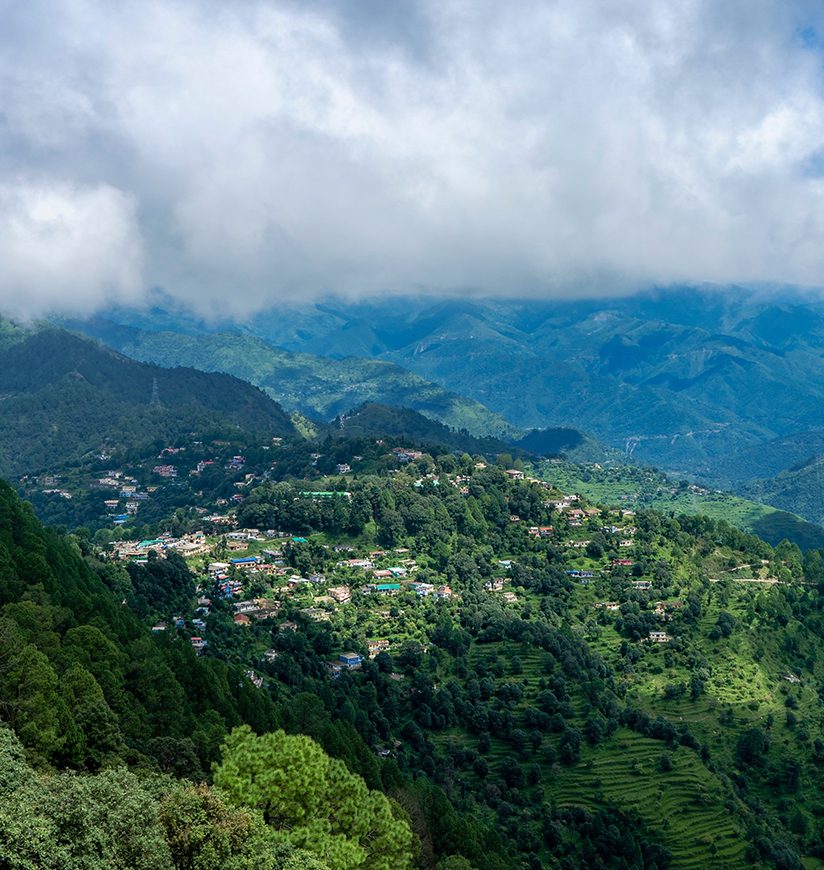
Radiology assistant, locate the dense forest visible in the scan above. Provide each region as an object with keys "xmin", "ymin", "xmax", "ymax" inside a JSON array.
[{"xmin": 0, "ymin": 325, "xmax": 296, "ymax": 476}]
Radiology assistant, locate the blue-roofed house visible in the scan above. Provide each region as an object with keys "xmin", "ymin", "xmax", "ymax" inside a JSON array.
[{"xmin": 338, "ymin": 652, "xmax": 362, "ymax": 669}]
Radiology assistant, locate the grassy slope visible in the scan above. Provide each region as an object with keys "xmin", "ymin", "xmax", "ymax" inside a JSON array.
[
  {"xmin": 743, "ymin": 456, "xmax": 824, "ymax": 527},
  {"xmin": 538, "ymin": 461, "xmax": 824, "ymax": 550}
]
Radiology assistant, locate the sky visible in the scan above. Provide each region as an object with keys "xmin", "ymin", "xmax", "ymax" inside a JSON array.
[{"xmin": 3, "ymin": 0, "xmax": 824, "ymax": 318}]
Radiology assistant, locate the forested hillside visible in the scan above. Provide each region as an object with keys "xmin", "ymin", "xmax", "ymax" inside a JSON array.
[
  {"xmin": 0, "ymin": 478, "xmax": 496, "ymax": 868},
  {"xmin": 66, "ymin": 319, "xmax": 515, "ymax": 438},
  {"xmin": 744, "ymin": 457, "xmax": 824, "ymax": 529},
  {"xmin": 225, "ymin": 461, "xmax": 824, "ymax": 868},
  {"xmin": 0, "ymin": 325, "xmax": 296, "ymax": 476}
]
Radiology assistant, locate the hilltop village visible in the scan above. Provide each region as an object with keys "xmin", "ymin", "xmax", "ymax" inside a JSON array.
[
  {"xmin": 86, "ymin": 453, "xmax": 675, "ymax": 677},
  {"xmin": 9, "ymin": 430, "xmax": 824, "ymax": 868}
]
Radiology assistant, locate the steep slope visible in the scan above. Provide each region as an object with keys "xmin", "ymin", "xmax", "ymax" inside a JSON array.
[
  {"xmin": 66, "ymin": 319, "xmax": 517, "ymax": 438},
  {"xmin": 743, "ymin": 455, "xmax": 824, "ymax": 528},
  {"xmin": 0, "ymin": 326, "xmax": 297, "ymax": 476},
  {"xmin": 234, "ymin": 462, "xmax": 824, "ymax": 867}
]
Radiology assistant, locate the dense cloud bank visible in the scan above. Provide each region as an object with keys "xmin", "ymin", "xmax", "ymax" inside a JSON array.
[{"xmin": 3, "ymin": 0, "xmax": 824, "ymax": 316}]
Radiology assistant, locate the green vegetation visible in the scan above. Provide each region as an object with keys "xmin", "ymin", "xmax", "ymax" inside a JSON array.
[
  {"xmin": 8, "ymin": 429, "xmax": 824, "ymax": 866},
  {"xmin": 214, "ymin": 726, "xmax": 414, "ymax": 869},
  {"xmin": 332, "ymin": 402, "xmax": 521, "ymax": 454},
  {"xmin": 67, "ymin": 320, "xmax": 516, "ymax": 438},
  {"xmin": 0, "ymin": 721, "xmax": 344, "ymax": 869},
  {"xmin": 744, "ymin": 456, "xmax": 824, "ymax": 528},
  {"xmin": 0, "ymin": 326, "xmax": 296, "ymax": 477},
  {"xmin": 539, "ymin": 460, "xmax": 824, "ymax": 550}
]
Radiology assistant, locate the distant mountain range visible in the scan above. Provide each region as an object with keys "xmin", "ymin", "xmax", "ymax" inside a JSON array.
[
  {"xmin": 67, "ymin": 318, "xmax": 516, "ymax": 438},
  {"xmin": 0, "ymin": 323, "xmax": 296, "ymax": 477},
  {"xmin": 61, "ymin": 287, "xmax": 824, "ymax": 527},
  {"xmin": 80, "ymin": 288, "xmax": 824, "ymax": 489}
]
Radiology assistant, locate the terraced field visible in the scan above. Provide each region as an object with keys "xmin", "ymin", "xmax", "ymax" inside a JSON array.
[
  {"xmin": 543, "ymin": 729, "xmax": 750, "ymax": 868},
  {"xmin": 456, "ymin": 640, "xmax": 752, "ymax": 868}
]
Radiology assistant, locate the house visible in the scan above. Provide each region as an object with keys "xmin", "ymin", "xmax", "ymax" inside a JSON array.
[
  {"xmin": 152, "ymin": 464, "xmax": 178, "ymax": 478},
  {"xmin": 411, "ymin": 582, "xmax": 434, "ymax": 596},
  {"xmin": 393, "ymin": 448, "xmax": 423, "ymax": 463},
  {"xmin": 484, "ymin": 578, "xmax": 505, "ymax": 592},
  {"xmin": 594, "ymin": 601, "xmax": 621, "ymax": 611},
  {"xmin": 370, "ymin": 583, "xmax": 401, "ymax": 595},
  {"xmin": 434, "ymin": 585, "xmax": 453, "ymax": 599},
  {"xmin": 612, "ymin": 559, "xmax": 634, "ymax": 567},
  {"xmin": 338, "ymin": 557, "xmax": 373, "ymax": 570},
  {"xmin": 631, "ymin": 580, "xmax": 652, "ymax": 591},
  {"xmin": 252, "ymin": 598, "xmax": 280, "ymax": 619},
  {"xmin": 233, "ymin": 613, "xmax": 251, "ymax": 627},
  {"xmin": 367, "ymin": 639, "xmax": 390, "ymax": 657},
  {"xmin": 226, "ymin": 539, "xmax": 248, "ymax": 551},
  {"xmin": 279, "ymin": 621, "xmax": 298, "ymax": 633},
  {"xmin": 172, "ymin": 540, "xmax": 210, "ymax": 557},
  {"xmin": 245, "ymin": 670, "xmax": 264, "ymax": 689},
  {"xmin": 301, "ymin": 607, "xmax": 331, "ymax": 622},
  {"xmin": 338, "ymin": 651, "xmax": 363, "ymax": 669},
  {"xmin": 328, "ymin": 586, "xmax": 352, "ymax": 603},
  {"xmin": 230, "ymin": 556, "xmax": 259, "ymax": 569},
  {"xmin": 336, "ymin": 463, "xmax": 351, "ymax": 474},
  {"xmin": 653, "ymin": 600, "xmax": 684, "ymax": 618},
  {"xmin": 505, "ymin": 469, "xmax": 525, "ymax": 480},
  {"xmin": 501, "ymin": 591, "xmax": 518, "ymax": 604},
  {"xmin": 648, "ymin": 631, "xmax": 670, "ymax": 644}
]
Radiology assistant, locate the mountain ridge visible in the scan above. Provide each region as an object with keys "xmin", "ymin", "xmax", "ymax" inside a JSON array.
[{"xmin": 0, "ymin": 324, "xmax": 297, "ymax": 477}]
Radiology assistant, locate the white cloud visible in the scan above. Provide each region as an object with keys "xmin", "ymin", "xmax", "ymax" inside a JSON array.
[
  {"xmin": 2, "ymin": 0, "xmax": 824, "ymax": 316},
  {"xmin": 0, "ymin": 180, "xmax": 143, "ymax": 318}
]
